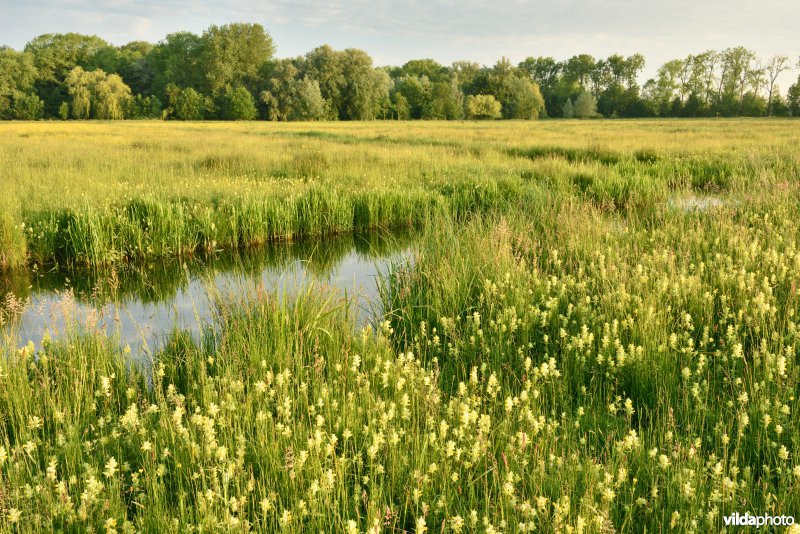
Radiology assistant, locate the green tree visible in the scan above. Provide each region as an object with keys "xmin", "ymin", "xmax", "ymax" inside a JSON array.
[
  {"xmin": 166, "ymin": 84, "xmax": 206, "ymax": 120},
  {"xmin": 397, "ymin": 59, "xmax": 450, "ymax": 83},
  {"xmin": 24, "ymin": 33, "xmax": 110, "ymax": 116},
  {"xmin": 291, "ymin": 78, "xmax": 326, "ymax": 120},
  {"xmin": 391, "ymin": 75, "xmax": 430, "ymax": 119},
  {"xmin": 124, "ymin": 94, "xmax": 162, "ymax": 119},
  {"xmin": 573, "ymin": 91, "xmax": 597, "ymax": 118},
  {"xmin": 8, "ymin": 94, "xmax": 44, "ymax": 119},
  {"xmin": 645, "ymin": 59, "xmax": 684, "ymax": 115},
  {"xmin": 220, "ymin": 86, "xmax": 257, "ymax": 120},
  {"xmin": 261, "ymin": 59, "xmax": 300, "ymax": 120},
  {"xmin": 65, "ymin": 67, "xmax": 131, "ymax": 119},
  {"xmin": 452, "ymin": 60, "xmax": 481, "ymax": 93},
  {"xmin": 261, "ymin": 59, "xmax": 327, "ymax": 121},
  {"xmin": 422, "ymin": 80, "xmax": 464, "ymax": 120},
  {"xmin": 562, "ymin": 98, "xmax": 574, "ymax": 118},
  {"xmin": 765, "ymin": 55, "xmax": 789, "ymax": 116},
  {"xmin": 789, "ymin": 77, "xmax": 800, "ymax": 117},
  {"xmin": 94, "ymin": 73, "xmax": 132, "ymax": 119},
  {"xmin": 0, "ymin": 48, "xmax": 38, "ymax": 96},
  {"xmin": 338, "ymin": 49, "xmax": 390, "ymax": 120},
  {"xmin": 466, "ymin": 94, "xmax": 501, "ymax": 119},
  {"xmin": 115, "ymin": 41, "xmax": 156, "ymax": 96},
  {"xmin": 301, "ymin": 45, "xmax": 344, "ymax": 119},
  {"xmin": 150, "ymin": 32, "xmax": 205, "ymax": 99},
  {"xmin": 65, "ymin": 66, "xmax": 92, "ymax": 118},
  {"xmin": 477, "ymin": 58, "xmax": 545, "ymax": 119},
  {"xmin": 0, "ymin": 48, "xmax": 42, "ymax": 119},
  {"xmin": 563, "ymin": 54, "xmax": 596, "ymax": 90},
  {"xmin": 392, "ymin": 92, "xmax": 410, "ymax": 120},
  {"xmin": 504, "ymin": 76, "xmax": 545, "ymax": 119},
  {"xmin": 58, "ymin": 101, "xmax": 70, "ymax": 120},
  {"xmin": 200, "ymin": 23, "xmax": 275, "ymax": 95},
  {"xmin": 518, "ymin": 56, "xmax": 561, "ymax": 116}
]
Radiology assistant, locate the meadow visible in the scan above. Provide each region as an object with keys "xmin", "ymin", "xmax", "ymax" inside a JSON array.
[{"xmin": 1, "ymin": 119, "xmax": 800, "ymax": 532}]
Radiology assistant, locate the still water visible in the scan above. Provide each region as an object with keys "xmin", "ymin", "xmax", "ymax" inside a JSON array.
[{"xmin": 1, "ymin": 232, "xmax": 414, "ymax": 357}]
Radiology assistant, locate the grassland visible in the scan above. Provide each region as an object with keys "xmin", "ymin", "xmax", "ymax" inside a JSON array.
[
  {"xmin": 1, "ymin": 120, "xmax": 798, "ymax": 269},
  {"xmin": 2, "ymin": 119, "xmax": 800, "ymax": 533}
]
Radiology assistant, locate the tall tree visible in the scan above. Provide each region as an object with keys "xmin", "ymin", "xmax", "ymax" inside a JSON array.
[
  {"xmin": 398, "ymin": 59, "xmax": 450, "ymax": 83},
  {"xmin": 200, "ymin": 23, "xmax": 274, "ymax": 95},
  {"xmin": 0, "ymin": 48, "xmax": 43, "ymax": 119},
  {"xmin": 788, "ymin": 58, "xmax": 800, "ymax": 117},
  {"xmin": 65, "ymin": 66, "xmax": 131, "ymax": 119},
  {"xmin": 563, "ymin": 54, "xmax": 596, "ymax": 90},
  {"xmin": 150, "ymin": 32, "xmax": 205, "ymax": 99},
  {"xmin": 339, "ymin": 49, "xmax": 390, "ymax": 120},
  {"xmin": 452, "ymin": 61, "xmax": 481, "ymax": 94},
  {"xmin": 261, "ymin": 59, "xmax": 326, "ymax": 121},
  {"xmin": 301, "ymin": 45, "xmax": 345, "ymax": 119},
  {"xmin": 518, "ymin": 56, "xmax": 561, "ymax": 116},
  {"xmin": 219, "ymin": 85, "xmax": 257, "ymax": 120},
  {"xmin": 765, "ymin": 55, "xmax": 790, "ymax": 116},
  {"xmin": 24, "ymin": 33, "xmax": 110, "ymax": 116},
  {"xmin": 573, "ymin": 91, "xmax": 597, "ymax": 118}
]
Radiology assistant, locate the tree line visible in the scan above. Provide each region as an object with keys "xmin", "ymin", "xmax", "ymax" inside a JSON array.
[{"xmin": 1, "ymin": 23, "xmax": 799, "ymax": 121}]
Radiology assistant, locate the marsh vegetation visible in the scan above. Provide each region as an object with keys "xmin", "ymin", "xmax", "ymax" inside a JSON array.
[{"xmin": 1, "ymin": 119, "xmax": 800, "ymax": 532}]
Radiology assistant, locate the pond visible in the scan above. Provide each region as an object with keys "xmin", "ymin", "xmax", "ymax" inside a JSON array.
[{"xmin": 0, "ymin": 232, "xmax": 415, "ymax": 359}]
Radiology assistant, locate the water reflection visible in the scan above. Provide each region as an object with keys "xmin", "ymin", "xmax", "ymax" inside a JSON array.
[{"xmin": 1, "ymin": 232, "xmax": 414, "ymax": 357}]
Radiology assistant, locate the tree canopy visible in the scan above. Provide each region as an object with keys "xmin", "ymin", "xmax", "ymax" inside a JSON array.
[{"xmin": 1, "ymin": 25, "xmax": 798, "ymax": 121}]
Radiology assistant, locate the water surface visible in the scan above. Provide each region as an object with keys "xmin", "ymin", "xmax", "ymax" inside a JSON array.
[{"xmin": 1, "ymin": 232, "xmax": 414, "ymax": 358}]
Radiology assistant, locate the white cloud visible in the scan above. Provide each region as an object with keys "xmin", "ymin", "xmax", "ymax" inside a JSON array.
[{"xmin": 0, "ymin": 0, "xmax": 797, "ymax": 84}]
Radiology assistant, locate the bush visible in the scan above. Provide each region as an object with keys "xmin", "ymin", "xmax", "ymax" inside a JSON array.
[
  {"xmin": 220, "ymin": 86, "xmax": 257, "ymax": 121},
  {"xmin": 167, "ymin": 85, "xmax": 206, "ymax": 120},
  {"xmin": 466, "ymin": 94, "xmax": 501, "ymax": 119}
]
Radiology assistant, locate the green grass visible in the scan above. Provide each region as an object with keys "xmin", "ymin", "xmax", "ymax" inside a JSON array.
[
  {"xmin": 2, "ymin": 119, "xmax": 800, "ymax": 532},
  {"xmin": 1, "ymin": 120, "xmax": 798, "ymax": 268}
]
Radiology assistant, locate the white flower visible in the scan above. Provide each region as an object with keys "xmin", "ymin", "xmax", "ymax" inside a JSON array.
[
  {"xmin": 7, "ymin": 508, "xmax": 21, "ymax": 523},
  {"xmin": 104, "ymin": 457, "xmax": 118, "ymax": 479}
]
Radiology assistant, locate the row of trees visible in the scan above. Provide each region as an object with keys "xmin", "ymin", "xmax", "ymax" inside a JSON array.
[{"xmin": 1, "ymin": 24, "xmax": 799, "ymax": 120}]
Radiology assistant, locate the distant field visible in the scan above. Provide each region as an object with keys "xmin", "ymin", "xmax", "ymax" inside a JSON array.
[
  {"xmin": 1, "ymin": 119, "xmax": 798, "ymax": 269},
  {"xmin": 2, "ymin": 119, "xmax": 800, "ymax": 532}
]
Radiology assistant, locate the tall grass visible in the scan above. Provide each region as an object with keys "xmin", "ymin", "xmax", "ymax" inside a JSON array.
[
  {"xmin": 2, "ymin": 119, "xmax": 798, "ymax": 268},
  {"xmin": 2, "ymin": 119, "xmax": 800, "ymax": 532},
  {"xmin": 0, "ymin": 196, "xmax": 25, "ymax": 270}
]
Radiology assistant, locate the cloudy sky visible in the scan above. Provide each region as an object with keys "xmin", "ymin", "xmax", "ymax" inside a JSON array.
[{"xmin": 1, "ymin": 0, "xmax": 798, "ymax": 84}]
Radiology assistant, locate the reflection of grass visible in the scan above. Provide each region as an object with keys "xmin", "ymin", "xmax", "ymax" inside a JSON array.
[{"xmin": 0, "ymin": 231, "xmax": 416, "ymax": 309}]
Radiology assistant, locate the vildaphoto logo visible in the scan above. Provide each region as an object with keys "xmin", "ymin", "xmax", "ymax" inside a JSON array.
[{"xmin": 723, "ymin": 512, "xmax": 795, "ymax": 528}]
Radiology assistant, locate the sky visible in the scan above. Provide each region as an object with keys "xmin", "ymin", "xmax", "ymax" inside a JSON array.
[{"xmin": 1, "ymin": 0, "xmax": 798, "ymax": 87}]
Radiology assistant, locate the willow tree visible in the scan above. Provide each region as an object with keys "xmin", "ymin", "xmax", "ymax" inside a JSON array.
[
  {"xmin": 94, "ymin": 73, "xmax": 131, "ymax": 119},
  {"xmin": 65, "ymin": 66, "xmax": 92, "ymax": 118},
  {"xmin": 466, "ymin": 94, "xmax": 501, "ymax": 119},
  {"xmin": 65, "ymin": 66, "xmax": 132, "ymax": 119}
]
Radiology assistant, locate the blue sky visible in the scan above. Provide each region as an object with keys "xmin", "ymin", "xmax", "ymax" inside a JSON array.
[{"xmin": 1, "ymin": 0, "xmax": 798, "ymax": 86}]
